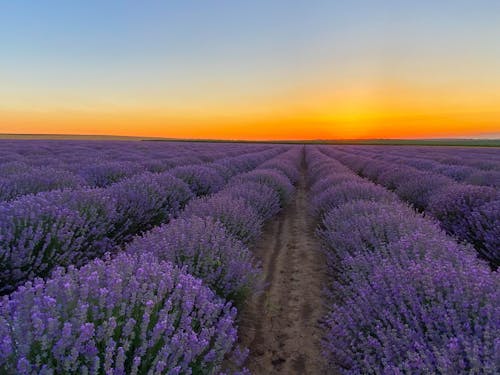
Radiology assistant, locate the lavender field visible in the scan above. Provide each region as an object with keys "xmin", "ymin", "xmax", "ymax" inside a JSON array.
[{"xmin": 0, "ymin": 140, "xmax": 498, "ymax": 374}]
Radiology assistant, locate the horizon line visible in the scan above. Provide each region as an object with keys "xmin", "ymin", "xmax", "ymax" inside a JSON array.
[
  {"xmin": 0, "ymin": 133, "xmax": 499, "ymax": 147},
  {"xmin": 1, "ymin": 132, "xmax": 499, "ymax": 142}
]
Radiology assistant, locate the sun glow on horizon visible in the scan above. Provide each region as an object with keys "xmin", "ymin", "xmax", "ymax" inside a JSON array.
[{"xmin": 1, "ymin": 1, "xmax": 499, "ymax": 140}]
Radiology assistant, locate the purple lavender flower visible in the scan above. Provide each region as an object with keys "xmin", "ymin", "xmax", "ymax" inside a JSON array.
[
  {"xmin": 105, "ymin": 172, "xmax": 193, "ymax": 242},
  {"xmin": 429, "ymin": 184, "xmax": 499, "ymax": 263},
  {"xmin": 305, "ymin": 146, "xmax": 500, "ymax": 373},
  {"xmin": 259, "ymin": 159, "xmax": 301, "ymax": 183},
  {"xmin": 465, "ymin": 199, "xmax": 500, "ymax": 265},
  {"xmin": 170, "ymin": 165, "xmax": 225, "ymax": 196},
  {"xmin": 0, "ymin": 167, "xmax": 85, "ymax": 202},
  {"xmin": 0, "ymin": 194, "xmax": 89, "ymax": 294},
  {"xmin": 181, "ymin": 194, "xmax": 263, "ymax": 245},
  {"xmin": 0, "ymin": 252, "xmax": 240, "ymax": 373},
  {"xmin": 317, "ymin": 200, "xmax": 442, "ymax": 266},
  {"xmin": 126, "ymin": 216, "xmax": 260, "ymax": 303},
  {"xmin": 323, "ymin": 253, "xmax": 500, "ymax": 374},
  {"xmin": 310, "ymin": 173, "xmax": 357, "ymax": 197},
  {"xmin": 231, "ymin": 169, "xmax": 294, "ymax": 206},
  {"xmin": 222, "ymin": 181, "xmax": 281, "ymax": 221},
  {"xmin": 311, "ymin": 180, "xmax": 398, "ymax": 219},
  {"xmin": 78, "ymin": 161, "xmax": 143, "ymax": 187},
  {"xmin": 466, "ymin": 170, "xmax": 500, "ymax": 188}
]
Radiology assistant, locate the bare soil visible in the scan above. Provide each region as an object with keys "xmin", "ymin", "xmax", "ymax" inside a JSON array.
[{"xmin": 239, "ymin": 159, "xmax": 329, "ymax": 374}]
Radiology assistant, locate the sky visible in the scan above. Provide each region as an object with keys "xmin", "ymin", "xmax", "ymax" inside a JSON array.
[{"xmin": 1, "ymin": 1, "xmax": 499, "ymax": 140}]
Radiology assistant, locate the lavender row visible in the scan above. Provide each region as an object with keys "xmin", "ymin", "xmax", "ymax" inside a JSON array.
[
  {"xmin": 333, "ymin": 145, "xmax": 500, "ymax": 188},
  {"xmin": 319, "ymin": 146, "xmax": 500, "ymax": 265},
  {"xmin": 0, "ymin": 148, "xmax": 285, "ymax": 294},
  {"xmin": 0, "ymin": 252, "xmax": 242, "ymax": 374},
  {"xmin": 126, "ymin": 147, "xmax": 301, "ymax": 304},
  {"xmin": 0, "ymin": 148, "xmax": 302, "ymax": 374},
  {"xmin": 0, "ymin": 140, "xmax": 271, "ymax": 168},
  {"xmin": 336, "ymin": 145, "xmax": 500, "ymax": 171},
  {"xmin": 306, "ymin": 146, "xmax": 500, "ymax": 374},
  {"xmin": 0, "ymin": 142, "xmax": 274, "ymax": 202}
]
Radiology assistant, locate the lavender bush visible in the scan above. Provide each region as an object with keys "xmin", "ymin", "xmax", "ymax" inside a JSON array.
[
  {"xmin": 393, "ymin": 172, "xmax": 451, "ymax": 210},
  {"xmin": 0, "ymin": 161, "xmax": 31, "ymax": 175},
  {"xmin": 126, "ymin": 217, "xmax": 260, "ymax": 303},
  {"xmin": 182, "ymin": 194, "xmax": 263, "ymax": 245},
  {"xmin": 311, "ymin": 180, "xmax": 397, "ymax": 219},
  {"xmin": 0, "ymin": 167, "xmax": 85, "ymax": 202},
  {"xmin": 231, "ymin": 169, "xmax": 294, "ymax": 206},
  {"xmin": 106, "ymin": 172, "xmax": 193, "ymax": 242},
  {"xmin": 170, "ymin": 165, "xmax": 225, "ymax": 196},
  {"xmin": 467, "ymin": 200, "xmax": 500, "ymax": 265},
  {"xmin": 206, "ymin": 162, "xmax": 233, "ymax": 182},
  {"xmin": 310, "ymin": 173, "xmax": 357, "ymax": 196},
  {"xmin": 78, "ymin": 161, "xmax": 143, "ymax": 187},
  {"xmin": 0, "ymin": 195, "xmax": 89, "ymax": 294},
  {"xmin": 0, "ymin": 252, "xmax": 240, "ymax": 374},
  {"xmin": 466, "ymin": 170, "xmax": 500, "ymax": 188},
  {"xmin": 317, "ymin": 201, "xmax": 442, "ymax": 266},
  {"xmin": 259, "ymin": 159, "xmax": 301, "ymax": 183},
  {"xmin": 43, "ymin": 188, "xmax": 118, "ymax": 257},
  {"xmin": 222, "ymin": 182, "xmax": 281, "ymax": 221},
  {"xmin": 323, "ymin": 253, "xmax": 500, "ymax": 374},
  {"xmin": 375, "ymin": 230, "xmax": 482, "ymax": 271},
  {"xmin": 429, "ymin": 184, "xmax": 499, "ymax": 264}
]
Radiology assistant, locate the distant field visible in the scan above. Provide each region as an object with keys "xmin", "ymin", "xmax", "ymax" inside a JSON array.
[
  {"xmin": 1, "ymin": 133, "xmax": 499, "ymax": 147},
  {"xmin": 311, "ymin": 138, "xmax": 500, "ymax": 147}
]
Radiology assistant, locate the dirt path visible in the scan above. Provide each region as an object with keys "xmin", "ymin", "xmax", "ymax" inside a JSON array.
[{"xmin": 239, "ymin": 156, "xmax": 329, "ymax": 374}]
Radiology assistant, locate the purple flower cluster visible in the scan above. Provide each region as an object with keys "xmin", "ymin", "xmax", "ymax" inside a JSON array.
[
  {"xmin": 0, "ymin": 172, "xmax": 192, "ymax": 294},
  {"xmin": 170, "ymin": 165, "xmax": 226, "ymax": 196},
  {"xmin": 0, "ymin": 194, "xmax": 89, "ymax": 294},
  {"xmin": 223, "ymin": 182, "xmax": 281, "ymax": 221},
  {"xmin": 231, "ymin": 169, "xmax": 294, "ymax": 206},
  {"xmin": 429, "ymin": 185, "xmax": 499, "ymax": 264},
  {"xmin": 259, "ymin": 149, "xmax": 302, "ymax": 183},
  {"xmin": 325, "ymin": 144, "xmax": 500, "ymax": 186},
  {"xmin": 126, "ymin": 148, "xmax": 299, "ymax": 306},
  {"xmin": 318, "ymin": 146, "xmax": 500, "ymax": 265},
  {"xmin": 78, "ymin": 161, "xmax": 144, "ymax": 187},
  {"xmin": 309, "ymin": 173, "xmax": 355, "ymax": 196},
  {"xmin": 105, "ymin": 172, "xmax": 193, "ymax": 242},
  {"xmin": 392, "ymin": 171, "xmax": 451, "ymax": 210},
  {"xmin": 0, "ymin": 167, "xmax": 85, "ymax": 202},
  {"xmin": 306, "ymin": 146, "xmax": 500, "ymax": 373},
  {"xmin": 0, "ymin": 143, "xmax": 302, "ymax": 373},
  {"xmin": 214, "ymin": 148, "xmax": 281, "ymax": 178},
  {"xmin": 466, "ymin": 170, "xmax": 500, "ymax": 188},
  {"xmin": 317, "ymin": 200, "xmax": 442, "ymax": 268},
  {"xmin": 0, "ymin": 146, "xmax": 286, "ymax": 294},
  {"xmin": 126, "ymin": 217, "xmax": 260, "ymax": 303},
  {"xmin": 325, "ymin": 251, "xmax": 499, "ymax": 374},
  {"xmin": 0, "ymin": 252, "xmax": 239, "ymax": 374},
  {"xmin": 311, "ymin": 180, "xmax": 398, "ymax": 219},
  {"xmin": 44, "ymin": 188, "xmax": 119, "ymax": 256},
  {"xmin": 182, "ymin": 194, "xmax": 263, "ymax": 246}
]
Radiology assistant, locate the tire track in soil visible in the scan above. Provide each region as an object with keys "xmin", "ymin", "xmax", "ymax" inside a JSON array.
[{"xmin": 239, "ymin": 155, "xmax": 329, "ymax": 374}]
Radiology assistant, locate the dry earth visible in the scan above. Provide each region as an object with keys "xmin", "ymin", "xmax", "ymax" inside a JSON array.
[{"xmin": 239, "ymin": 158, "xmax": 330, "ymax": 374}]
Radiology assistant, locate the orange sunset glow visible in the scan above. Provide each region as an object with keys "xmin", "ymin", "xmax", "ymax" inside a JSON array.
[{"xmin": 1, "ymin": 1, "xmax": 499, "ymax": 140}]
